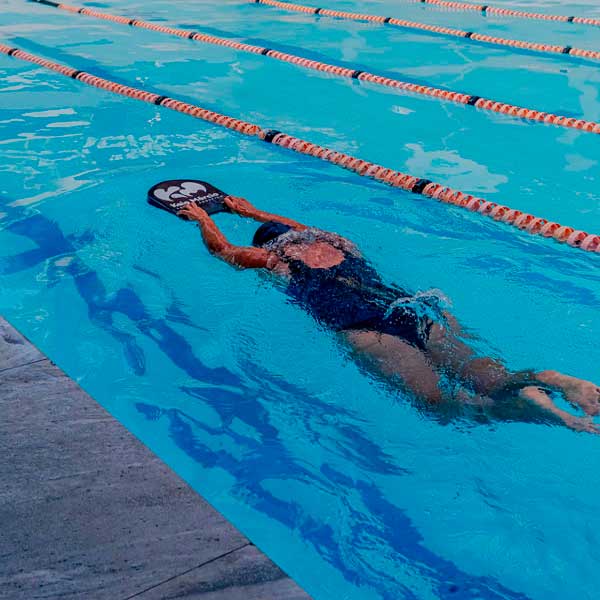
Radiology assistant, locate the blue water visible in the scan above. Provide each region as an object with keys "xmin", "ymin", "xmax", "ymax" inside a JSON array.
[{"xmin": 1, "ymin": 0, "xmax": 600, "ymax": 598}]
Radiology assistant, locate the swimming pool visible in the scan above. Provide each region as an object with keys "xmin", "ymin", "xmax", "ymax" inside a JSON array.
[{"xmin": 1, "ymin": 0, "xmax": 600, "ymax": 597}]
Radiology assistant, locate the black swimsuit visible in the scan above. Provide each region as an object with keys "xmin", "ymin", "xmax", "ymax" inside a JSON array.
[{"xmin": 284, "ymin": 253, "xmax": 436, "ymax": 350}]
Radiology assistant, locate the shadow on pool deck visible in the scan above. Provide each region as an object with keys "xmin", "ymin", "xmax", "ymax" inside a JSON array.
[{"xmin": 0, "ymin": 316, "xmax": 312, "ymax": 600}]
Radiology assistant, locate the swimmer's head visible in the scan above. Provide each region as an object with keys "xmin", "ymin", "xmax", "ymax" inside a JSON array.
[{"xmin": 252, "ymin": 221, "xmax": 293, "ymax": 247}]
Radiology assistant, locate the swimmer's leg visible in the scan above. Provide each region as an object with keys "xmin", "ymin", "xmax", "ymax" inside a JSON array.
[
  {"xmin": 536, "ymin": 371, "xmax": 600, "ymax": 416},
  {"xmin": 427, "ymin": 322, "xmax": 600, "ymax": 417},
  {"xmin": 519, "ymin": 386, "xmax": 598, "ymax": 434},
  {"xmin": 425, "ymin": 321, "xmax": 516, "ymax": 395},
  {"xmin": 344, "ymin": 330, "xmax": 443, "ymax": 403}
]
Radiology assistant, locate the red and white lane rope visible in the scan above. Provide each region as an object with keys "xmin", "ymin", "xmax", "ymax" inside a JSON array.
[
  {"xmin": 253, "ymin": 0, "xmax": 600, "ymax": 62},
  {"xmin": 1, "ymin": 43, "xmax": 598, "ymax": 254},
  {"xmin": 399, "ymin": 0, "xmax": 600, "ymax": 28},
  {"xmin": 27, "ymin": 0, "xmax": 600, "ymax": 136}
]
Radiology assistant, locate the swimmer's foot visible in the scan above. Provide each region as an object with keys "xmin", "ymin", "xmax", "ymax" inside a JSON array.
[
  {"xmin": 519, "ymin": 386, "xmax": 599, "ymax": 434},
  {"xmin": 537, "ymin": 371, "xmax": 600, "ymax": 416}
]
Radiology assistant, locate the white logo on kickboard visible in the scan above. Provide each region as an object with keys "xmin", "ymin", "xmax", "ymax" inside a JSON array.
[{"xmin": 154, "ymin": 181, "xmax": 207, "ymax": 203}]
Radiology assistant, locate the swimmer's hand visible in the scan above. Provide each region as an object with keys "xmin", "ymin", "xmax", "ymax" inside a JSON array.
[
  {"xmin": 178, "ymin": 203, "xmax": 209, "ymax": 222},
  {"xmin": 224, "ymin": 196, "xmax": 256, "ymax": 217}
]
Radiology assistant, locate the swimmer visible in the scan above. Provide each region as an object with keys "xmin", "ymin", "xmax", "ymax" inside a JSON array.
[{"xmin": 167, "ymin": 190, "xmax": 599, "ymax": 433}]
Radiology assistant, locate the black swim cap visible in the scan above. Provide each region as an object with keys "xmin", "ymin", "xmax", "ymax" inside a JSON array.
[{"xmin": 252, "ymin": 221, "xmax": 293, "ymax": 247}]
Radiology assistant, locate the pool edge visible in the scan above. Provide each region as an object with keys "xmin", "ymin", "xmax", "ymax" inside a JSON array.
[{"xmin": 0, "ymin": 314, "xmax": 312, "ymax": 600}]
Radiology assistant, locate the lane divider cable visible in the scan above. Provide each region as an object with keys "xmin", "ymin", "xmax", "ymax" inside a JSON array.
[
  {"xmin": 252, "ymin": 0, "xmax": 600, "ymax": 63},
  {"xmin": 1, "ymin": 42, "xmax": 598, "ymax": 254},
  {"xmin": 396, "ymin": 0, "xmax": 600, "ymax": 28},
  {"xmin": 26, "ymin": 0, "xmax": 600, "ymax": 136}
]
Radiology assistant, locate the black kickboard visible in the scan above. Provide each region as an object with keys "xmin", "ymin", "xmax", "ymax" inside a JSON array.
[{"xmin": 147, "ymin": 179, "xmax": 230, "ymax": 217}]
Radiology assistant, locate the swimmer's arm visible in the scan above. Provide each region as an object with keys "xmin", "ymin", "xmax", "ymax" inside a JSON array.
[
  {"xmin": 225, "ymin": 196, "xmax": 307, "ymax": 230},
  {"xmin": 179, "ymin": 204, "xmax": 273, "ymax": 269}
]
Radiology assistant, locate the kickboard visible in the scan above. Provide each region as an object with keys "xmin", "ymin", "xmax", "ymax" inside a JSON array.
[{"xmin": 147, "ymin": 180, "xmax": 229, "ymax": 217}]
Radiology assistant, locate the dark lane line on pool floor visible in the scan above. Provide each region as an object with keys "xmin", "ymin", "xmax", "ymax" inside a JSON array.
[
  {"xmin": 135, "ymin": 399, "xmax": 532, "ymax": 599},
  {"xmin": 2, "ymin": 43, "xmax": 599, "ymax": 254},
  {"xmin": 26, "ymin": 0, "xmax": 600, "ymax": 136}
]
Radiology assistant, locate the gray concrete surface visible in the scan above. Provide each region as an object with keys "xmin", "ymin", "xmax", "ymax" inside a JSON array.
[{"xmin": 0, "ymin": 316, "xmax": 312, "ymax": 600}]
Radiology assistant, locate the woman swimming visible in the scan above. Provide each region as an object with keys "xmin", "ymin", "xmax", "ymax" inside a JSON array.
[{"xmin": 178, "ymin": 195, "xmax": 600, "ymax": 433}]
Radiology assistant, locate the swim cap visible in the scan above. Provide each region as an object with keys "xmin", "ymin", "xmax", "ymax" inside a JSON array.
[{"xmin": 252, "ymin": 221, "xmax": 293, "ymax": 247}]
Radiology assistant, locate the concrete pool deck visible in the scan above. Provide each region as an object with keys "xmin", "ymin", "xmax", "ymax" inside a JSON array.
[{"xmin": 0, "ymin": 316, "xmax": 312, "ymax": 600}]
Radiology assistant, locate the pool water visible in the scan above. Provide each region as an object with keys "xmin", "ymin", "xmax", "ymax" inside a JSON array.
[{"xmin": 1, "ymin": 0, "xmax": 600, "ymax": 598}]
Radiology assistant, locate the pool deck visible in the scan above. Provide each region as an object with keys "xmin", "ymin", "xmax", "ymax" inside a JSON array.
[{"xmin": 0, "ymin": 316, "xmax": 312, "ymax": 600}]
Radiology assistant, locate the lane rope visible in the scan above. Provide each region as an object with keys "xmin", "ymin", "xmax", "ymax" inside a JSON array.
[
  {"xmin": 398, "ymin": 0, "xmax": 600, "ymax": 28},
  {"xmin": 1, "ymin": 43, "xmax": 598, "ymax": 254},
  {"xmin": 252, "ymin": 0, "xmax": 600, "ymax": 63},
  {"xmin": 27, "ymin": 0, "xmax": 600, "ymax": 136}
]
